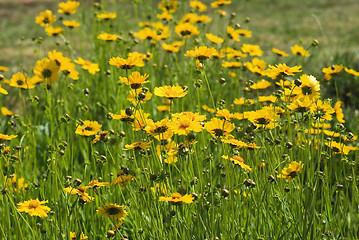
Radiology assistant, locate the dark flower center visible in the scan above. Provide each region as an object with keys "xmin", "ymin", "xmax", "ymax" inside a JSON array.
[
  {"xmin": 42, "ymin": 69, "xmax": 52, "ymax": 78},
  {"xmin": 84, "ymin": 126, "xmax": 93, "ymax": 131},
  {"xmin": 289, "ymin": 171, "xmax": 298, "ymax": 178},
  {"xmin": 107, "ymin": 207, "xmax": 121, "ymax": 215},
  {"xmin": 154, "ymin": 126, "xmax": 168, "ymax": 134},
  {"xmin": 16, "ymin": 80, "xmax": 24, "ymax": 86},
  {"xmin": 301, "ymin": 86, "xmax": 312, "ymax": 95},
  {"xmin": 213, "ymin": 128, "xmax": 224, "ymax": 137},
  {"xmin": 255, "ymin": 117, "xmax": 270, "ymax": 125},
  {"xmin": 180, "ymin": 30, "xmax": 192, "ymax": 36}
]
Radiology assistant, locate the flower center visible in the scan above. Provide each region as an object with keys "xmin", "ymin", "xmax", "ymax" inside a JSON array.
[
  {"xmin": 256, "ymin": 117, "xmax": 270, "ymax": 125},
  {"xmin": 28, "ymin": 200, "xmax": 40, "ymax": 209},
  {"xmin": 301, "ymin": 86, "xmax": 312, "ymax": 95},
  {"xmin": 154, "ymin": 126, "xmax": 168, "ymax": 134},
  {"xmin": 107, "ymin": 207, "xmax": 121, "ymax": 215},
  {"xmin": 16, "ymin": 80, "xmax": 24, "ymax": 86},
  {"xmin": 171, "ymin": 193, "xmax": 182, "ymax": 199},
  {"xmin": 42, "ymin": 69, "xmax": 52, "ymax": 78},
  {"xmin": 180, "ymin": 30, "xmax": 192, "ymax": 36},
  {"xmin": 213, "ymin": 128, "xmax": 224, "ymax": 137},
  {"xmin": 84, "ymin": 126, "xmax": 93, "ymax": 131},
  {"xmin": 289, "ymin": 171, "xmax": 298, "ymax": 178}
]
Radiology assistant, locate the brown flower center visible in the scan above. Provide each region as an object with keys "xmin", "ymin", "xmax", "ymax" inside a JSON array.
[
  {"xmin": 28, "ymin": 200, "xmax": 40, "ymax": 209},
  {"xmin": 42, "ymin": 69, "xmax": 52, "ymax": 78},
  {"xmin": 107, "ymin": 207, "xmax": 121, "ymax": 215}
]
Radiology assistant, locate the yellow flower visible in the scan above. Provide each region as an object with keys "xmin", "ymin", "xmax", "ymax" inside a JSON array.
[
  {"xmin": 266, "ymin": 63, "xmax": 302, "ymax": 79},
  {"xmin": 169, "ymin": 115, "xmax": 203, "ymax": 135},
  {"xmin": 161, "ymin": 41, "xmax": 185, "ymax": 53},
  {"xmin": 17, "ymin": 199, "xmax": 51, "ymax": 218},
  {"xmin": 205, "ymin": 118, "xmax": 235, "ymax": 138},
  {"xmin": 222, "ymin": 155, "xmax": 252, "ymax": 170},
  {"xmin": 5, "ymin": 174, "xmax": 28, "ymax": 192},
  {"xmin": 222, "ymin": 138, "xmax": 247, "ymax": 149},
  {"xmin": 241, "ymin": 44, "xmax": 263, "ymax": 56},
  {"xmin": 7, "ymin": 72, "xmax": 35, "ymax": 89},
  {"xmin": 334, "ymin": 101, "xmax": 345, "ymax": 123},
  {"xmin": 185, "ymin": 46, "xmax": 218, "ymax": 60},
  {"xmin": 206, "ymin": 33, "xmax": 224, "ymax": 44},
  {"xmin": 127, "ymin": 88, "xmax": 152, "ymax": 105},
  {"xmin": 291, "ymin": 44, "xmax": 310, "ymax": 56},
  {"xmin": 109, "ymin": 56, "xmax": 144, "ymax": 69},
  {"xmin": 58, "ymin": 0, "xmax": 80, "ymax": 15},
  {"xmin": 64, "ymin": 186, "xmax": 94, "ymax": 202},
  {"xmin": 325, "ymin": 141, "xmax": 358, "ymax": 155},
  {"xmin": 0, "ymin": 133, "xmax": 17, "ymax": 140},
  {"xmin": 124, "ymin": 141, "xmax": 153, "ymax": 151},
  {"xmin": 250, "ymin": 79, "xmax": 271, "ymax": 90},
  {"xmin": 75, "ymin": 120, "xmax": 102, "ymax": 136},
  {"xmin": 287, "ymin": 97, "xmax": 315, "ymax": 112},
  {"xmin": 96, "ymin": 12, "xmax": 117, "ymax": 20},
  {"xmin": 175, "ymin": 23, "xmax": 199, "ymax": 38},
  {"xmin": 110, "ymin": 174, "xmax": 135, "ymax": 187},
  {"xmin": 35, "ymin": 10, "xmax": 56, "ymax": 27},
  {"xmin": 75, "ymin": 58, "xmax": 100, "ymax": 74},
  {"xmin": 159, "ymin": 193, "xmax": 193, "ymax": 205},
  {"xmin": 158, "ymin": 0, "xmax": 178, "ymax": 13},
  {"xmin": 237, "ymin": 29, "xmax": 252, "ymax": 38},
  {"xmin": 45, "ymin": 26, "xmax": 64, "ymax": 36},
  {"xmin": 154, "ymin": 85, "xmax": 187, "ymax": 100},
  {"xmin": 211, "ymin": 0, "xmax": 231, "ymax": 8},
  {"xmin": 0, "ymin": 66, "xmax": 9, "ymax": 72},
  {"xmin": 246, "ymin": 107, "xmax": 279, "ymax": 129},
  {"xmin": 344, "ymin": 67, "xmax": 359, "ymax": 76},
  {"xmin": 322, "ymin": 65, "xmax": 343, "ymax": 81},
  {"xmin": 222, "ymin": 61, "xmax": 241, "ymax": 68},
  {"xmin": 310, "ymin": 100, "xmax": 335, "ymax": 121},
  {"xmin": 157, "ymin": 11, "xmax": 173, "ymax": 21},
  {"xmin": 190, "ymin": 0, "xmax": 207, "ymax": 12},
  {"xmin": 63, "ymin": 232, "xmax": 88, "ymax": 240},
  {"xmin": 145, "ymin": 118, "xmax": 172, "ymax": 137},
  {"xmin": 97, "ymin": 204, "xmax": 128, "ymax": 220},
  {"xmin": 134, "ymin": 27, "xmax": 159, "ymax": 41},
  {"xmin": 226, "ymin": 26, "xmax": 240, "ymax": 42},
  {"xmin": 293, "ymin": 74, "xmax": 320, "ymax": 101},
  {"xmin": 62, "ymin": 20, "xmax": 80, "ymax": 28},
  {"xmin": 258, "ymin": 95, "xmax": 277, "ymax": 103},
  {"xmin": 87, "ymin": 180, "xmax": 110, "ymax": 188},
  {"xmin": 48, "ymin": 50, "xmax": 72, "ymax": 71},
  {"xmin": 33, "ymin": 58, "xmax": 60, "ymax": 85},
  {"xmin": 1, "ymin": 107, "xmax": 14, "ymax": 116},
  {"xmin": 119, "ymin": 71, "xmax": 149, "ymax": 89},
  {"xmin": 272, "ymin": 48, "xmax": 289, "ymax": 57},
  {"xmin": 131, "ymin": 110, "xmax": 154, "ymax": 131},
  {"xmin": 277, "ymin": 161, "xmax": 303, "ymax": 182},
  {"xmin": 244, "ymin": 58, "xmax": 266, "ymax": 75},
  {"xmin": 156, "ymin": 141, "xmax": 178, "ymax": 163},
  {"xmin": 233, "ymin": 97, "xmax": 255, "ymax": 106}
]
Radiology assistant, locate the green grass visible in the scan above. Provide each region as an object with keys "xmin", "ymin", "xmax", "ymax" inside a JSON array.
[{"xmin": 0, "ymin": 0, "xmax": 358, "ymax": 239}]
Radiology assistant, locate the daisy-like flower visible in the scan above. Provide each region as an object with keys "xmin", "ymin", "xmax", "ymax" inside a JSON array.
[
  {"xmin": 159, "ymin": 193, "xmax": 193, "ymax": 205},
  {"xmin": 237, "ymin": 29, "xmax": 252, "ymax": 38},
  {"xmin": 62, "ymin": 20, "xmax": 80, "ymax": 28},
  {"xmin": 97, "ymin": 204, "xmax": 128, "ymax": 220},
  {"xmin": 7, "ymin": 72, "xmax": 35, "ymax": 89},
  {"xmin": 334, "ymin": 101, "xmax": 345, "ymax": 123},
  {"xmin": 185, "ymin": 46, "xmax": 218, "ymax": 60},
  {"xmin": 277, "ymin": 161, "xmax": 303, "ymax": 181},
  {"xmin": 119, "ymin": 71, "xmax": 149, "ymax": 89},
  {"xmin": 222, "ymin": 138, "xmax": 247, "ymax": 149},
  {"xmin": 287, "ymin": 97, "xmax": 315, "ymax": 112},
  {"xmin": 64, "ymin": 186, "xmax": 94, "ymax": 202},
  {"xmin": 190, "ymin": 0, "xmax": 207, "ymax": 12},
  {"xmin": 134, "ymin": 27, "xmax": 159, "ymax": 41},
  {"xmin": 131, "ymin": 110, "xmax": 154, "ymax": 131},
  {"xmin": 206, "ymin": 33, "xmax": 224, "ymax": 44},
  {"xmin": 75, "ymin": 120, "xmax": 102, "ymax": 136},
  {"xmin": 87, "ymin": 180, "xmax": 110, "ymax": 189},
  {"xmin": 110, "ymin": 174, "xmax": 135, "ymax": 187},
  {"xmin": 145, "ymin": 118, "xmax": 172, "ymax": 137},
  {"xmin": 35, "ymin": 10, "xmax": 56, "ymax": 27},
  {"xmin": 272, "ymin": 48, "xmax": 289, "ymax": 57},
  {"xmin": 0, "ymin": 133, "xmax": 17, "ymax": 140},
  {"xmin": 344, "ymin": 67, "xmax": 359, "ymax": 76},
  {"xmin": 175, "ymin": 23, "xmax": 199, "ymax": 38},
  {"xmin": 45, "ymin": 26, "xmax": 64, "ymax": 37},
  {"xmin": 310, "ymin": 100, "xmax": 335, "ymax": 122},
  {"xmin": 258, "ymin": 95, "xmax": 277, "ymax": 103},
  {"xmin": 75, "ymin": 58, "xmax": 100, "ymax": 74},
  {"xmin": 158, "ymin": 0, "xmax": 178, "ymax": 13},
  {"xmin": 266, "ymin": 63, "xmax": 302, "ymax": 80},
  {"xmin": 169, "ymin": 115, "xmax": 203, "ymax": 135},
  {"xmin": 17, "ymin": 199, "xmax": 51, "ymax": 218},
  {"xmin": 161, "ymin": 41, "xmax": 185, "ymax": 53},
  {"xmin": 222, "ymin": 155, "xmax": 252, "ymax": 170},
  {"xmin": 124, "ymin": 141, "xmax": 152, "ymax": 151},
  {"xmin": 322, "ymin": 65, "xmax": 344, "ymax": 81},
  {"xmin": 1, "ymin": 107, "xmax": 14, "ymax": 116},
  {"xmin": 58, "ymin": 0, "xmax": 80, "ymax": 15},
  {"xmin": 211, "ymin": 0, "xmax": 231, "ymax": 8},
  {"xmin": 127, "ymin": 88, "xmax": 152, "ymax": 105},
  {"xmin": 5, "ymin": 174, "xmax": 28, "ymax": 192},
  {"xmin": 222, "ymin": 61, "xmax": 241, "ymax": 68},
  {"xmin": 157, "ymin": 11, "xmax": 173, "ymax": 21},
  {"xmin": 291, "ymin": 44, "xmax": 310, "ymax": 56},
  {"xmin": 226, "ymin": 26, "xmax": 240, "ymax": 42},
  {"xmin": 225, "ymin": 48, "xmax": 247, "ymax": 59},
  {"xmin": 216, "ymin": 108, "xmax": 241, "ymax": 121},
  {"xmin": 205, "ymin": 117, "xmax": 235, "ymax": 138},
  {"xmin": 96, "ymin": 12, "xmax": 117, "ymax": 20},
  {"xmin": 154, "ymin": 85, "xmax": 187, "ymax": 100},
  {"xmin": 233, "ymin": 97, "xmax": 255, "ymax": 106},
  {"xmin": 109, "ymin": 56, "xmax": 144, "ymax": 69},
  {"xmin": 241, "ymin": 44, "xmax": 263, "ymax": 56},
  {"xmin": 246, "ymin": 107, "xmax": 279, "ymax": 129},
  {"xmin": 156, "ymin": 141, "xmax": 178, "ymax": 163},
  {"xmin": 244, "ymin": 58, "xmax": 266, "ymax": 75},
  {"xmin": 325, "ymin": 141, "xmax": 358, "ymax": 155},
  {"xmin": 293, "ymin": 74, "xmax": 320, "ymax": 101},
  {"xmin": 250, "ymin": 79, "xmax": 271, "ymax": 90}
]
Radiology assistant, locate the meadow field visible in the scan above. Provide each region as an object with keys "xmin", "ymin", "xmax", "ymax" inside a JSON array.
[{"xmin": 0, "ymin": 0, "xmax": 359, "ymax": 239}]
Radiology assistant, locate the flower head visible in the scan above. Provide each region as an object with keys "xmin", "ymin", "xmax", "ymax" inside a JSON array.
[
  {"xmin": 119, "ymin": 71, "xmax": 149, "ymax": 89},
  {"xmin": 33, "ymin": 58, "xmax": 60, "ymax": 85},
  {"xmin": 277, "ymin": 161, "xmax": 303, "ymax": 181},
  {"xmin": 154, "ymin": 85, "xmax": 187, "ymax": 100},
  {"xmin": 58, "ymin": 1, "xmax": 80, "ymax": 15},
  {"xmin": 17, "ymin": 199, "xmax": 51, "ymax": 218},
  {"xmin": 97, "ymin": 204, "xmax": 128, "ymax": 220},
  {"xmin": 185, "ymin": 46, "xmax": 218, "ymax": 60},
  {"xmin": 291, "ymin": 44, "xmax": 310, "ymax": 56},
  {"xmin": 75, "ymin": 120, "xmax": 102, "ymax": 136},
  {"xmin": 159, "ymin": 193, "xmax": 194, "ymax": 205},
  {"xmin": 36, "ymin": 10, "xmax": 56, "ymax": 27},
  {"xmin": 175, "ymin": 23, "xmax": 199, "ymax": 38},
  {"xmin": 205, "ymin": 118, "xmax": 235, "ymax": 138},
  {"xmin": 109, "ymin": 56, "xmax": 144, "ymax": 69}
]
